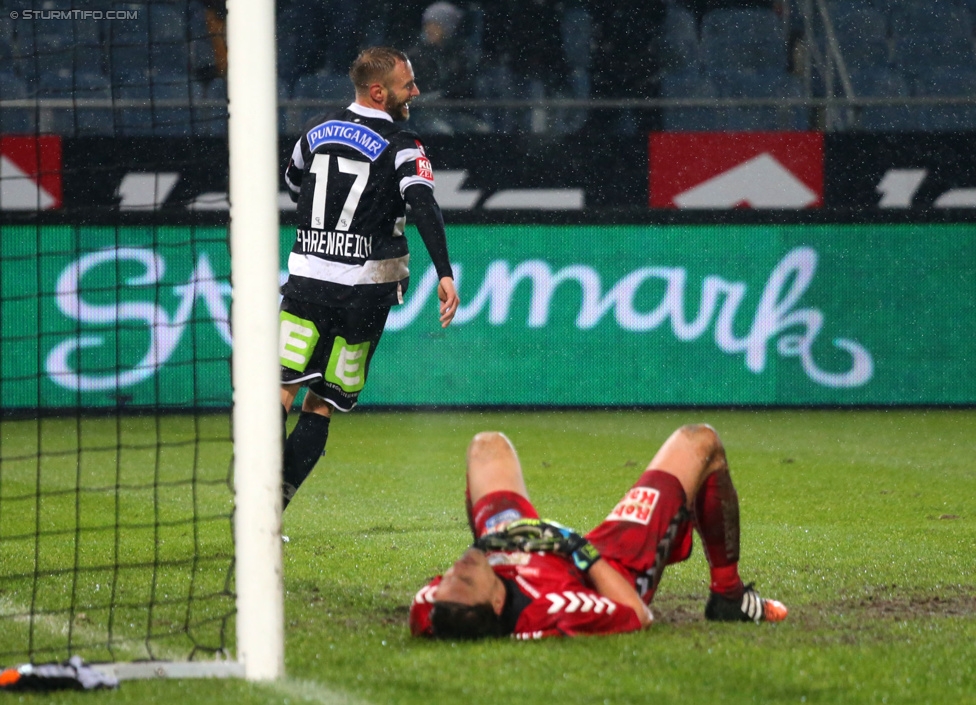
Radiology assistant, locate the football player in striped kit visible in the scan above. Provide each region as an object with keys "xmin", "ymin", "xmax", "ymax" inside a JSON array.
[
  {"xmin": 410, "ymin": 424, "xmax": 787, "ymax": 639},
  {"xmin": 279, "ymin": 47, "xmax": 459, "ymax": 509}
]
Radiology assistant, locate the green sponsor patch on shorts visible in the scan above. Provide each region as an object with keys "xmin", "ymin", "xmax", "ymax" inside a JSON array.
[
  {"xmin": 279, "ymin": 312, "xmax": 320, "ymax": 372},
  {"xmin": 325, "ymin": 336, "xmax": 371, "ymax": 393}
]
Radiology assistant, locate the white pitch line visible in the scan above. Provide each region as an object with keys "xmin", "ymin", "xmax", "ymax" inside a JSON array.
[
  {"xmin": 0, "ymin": 593, "xmax": 195, "ymax": 664},
  {"xmin": 259, "ymin": 677, "xmax": 375, "ymax": 705}
]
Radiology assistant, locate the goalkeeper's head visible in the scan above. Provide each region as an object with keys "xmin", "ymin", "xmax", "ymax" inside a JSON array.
[{"xmin": 430, "ymin": 547, "xmax": 509, "ymax": 640}]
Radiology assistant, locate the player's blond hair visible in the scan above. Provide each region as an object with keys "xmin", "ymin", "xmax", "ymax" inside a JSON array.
[{"xmin": 349, "ymin": 47, "xmax": 409, "ymax": 95}]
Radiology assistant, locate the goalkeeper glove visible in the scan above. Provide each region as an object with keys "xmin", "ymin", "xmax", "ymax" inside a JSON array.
[{"xmin": 473, "ymin": 518, "xmax": 601, "ymax": 572}]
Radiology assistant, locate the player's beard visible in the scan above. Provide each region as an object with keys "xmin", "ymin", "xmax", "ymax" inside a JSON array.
[{"xmin": 386, "ymin": 93, "xmax": 411, "ymax": 122}]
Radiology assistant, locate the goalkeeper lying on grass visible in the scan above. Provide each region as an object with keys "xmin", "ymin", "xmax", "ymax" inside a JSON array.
[{"xmin": 410, "ymin": 425, "xmax": 787, "ymax": 640}]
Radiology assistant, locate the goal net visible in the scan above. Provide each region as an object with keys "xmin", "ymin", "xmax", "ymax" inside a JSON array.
[{"xmin": 0, "ymin": 0, "xmax": 282, "ymax": 679}]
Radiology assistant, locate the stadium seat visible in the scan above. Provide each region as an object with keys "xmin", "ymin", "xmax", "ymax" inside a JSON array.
[
  {"xmin": 277, "ymin": 82, "xmax": 292, "ymax": 135},
  {"xmin": 701, "ymin": 8, "xmax": 787, "ymax": 76},
  {"xmin": 889, "ymin": 2, "xmax": 972, "ymax": 39},
  {"xmin": 32, "ymin": 13, "xmax": 100, "ymax": 48},
  {"xmin": 188, "ymin": 1, "xmax": 218, "ymax": 80},
  {"xmin": 892, "ymin": 34, "xmax": 976, "ymax": 80},
  {"xmin": 34, "ymin": 37, "xmax": 76, "ymax": 77},
  {"xmin": 150, "ymin": 41, "xmax": 191, "ymax": 79},
  {"xmin": 0, "ymin": 71, "xmax": 35, "ymax": 133},
  {"xmin": 151, "ymin": 81, "xmax": 193, "ymax": 137},
  {"xmin": 660, "ymin": 3, "xmax": 699, "ymax": 74},
  {"xmin": 115, "ymin": 83, "xmax": 151, "ymax": 136},
  {"xmin": 149, "ymin": 4, "xmax": 188, "ymax": 43},
  {"xmin": 835, "ymin": 35, "xmax": 890, "ymax": 74},
  {"xmin": 701, "ymin": 8, "xmax": 786, "ymax": 46},
  {"xmin": 561, "ymin": 6, "xmax": 592, "ymax": 72},
  {"xmin": 202, "ymin": 77, "xmax": 228, "ymax": 136},
  {"xmin": 74, "ymin": 42, "xmax": 107, "ymax": 76},
  {"xmin": 37, "ymin": 72, "xmax": 113, "ymax": 136},
  {"xmin": 912, "ymin": 66, "xmax": 976, "ymax": 130},
  {"xmin": 184, "ymin": 77, "xmax": 226, "ymax": 137},
  {"xmin": 874, "ymin": 0, "xmax": 958, "ymax": 17},
  {"xmin": 557, "ymin": 65, "xmax": 591, "ymax": 133},
  {"xmin": 474, "ymin": 64, "xmax": 518, "ymax": 133},
  {"xmin": 660, "ymin": 69, "xmax": 722, "ymax": 131},
  {"xmin": 110, "ymin": 44, "xmax": 152, "ymax": 85},
  {"xmin": 190, "ymin": 79, "xmax": 219, "ymax": 136},
  {"xmin": 703, "ymin": 32, "xmax": 787, "ymax": 74},
  {"xmin": 277, "ymin": 32, "xmax": 300, "ymax": 93},
  {"xmin": 109, "ymin": 2, "xmax": 150, "ymax": 44},
  {"xmin": 828, "ymin": 5, "xmax": 888, "ymax": 45},
  {"xmin": 717, "ymin": 69, "xmax": 807, "ymax": 131},
  {"xmin": 847, "ymin": 67, "xmax": 921, "ymax": 131},
  {"xmin": 293, "ymin": 71, "xmax": 349, "ymax": 126},
  {"xmin": 13, "ymin": 26, "xmax": 102, "ymax": 84}
]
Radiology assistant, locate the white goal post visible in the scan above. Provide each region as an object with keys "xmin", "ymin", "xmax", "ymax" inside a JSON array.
[
  {"xmin": 98, "ymin": 0, "xmax": 286, "ymax": 682},
  {"xmin": 227, "ymin": 0, "xmax": 286, "ymax": 682}
]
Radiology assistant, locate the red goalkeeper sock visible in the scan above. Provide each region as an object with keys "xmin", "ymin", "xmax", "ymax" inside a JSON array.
[{"xmin": 694, "ymin": 469, "xmax": 744, "ymax": 599}]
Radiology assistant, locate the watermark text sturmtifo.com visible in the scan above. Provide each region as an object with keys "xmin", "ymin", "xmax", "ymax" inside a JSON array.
[{"xmin": 9, "ymin": 9, "xmax": 139, "ymax": 20}]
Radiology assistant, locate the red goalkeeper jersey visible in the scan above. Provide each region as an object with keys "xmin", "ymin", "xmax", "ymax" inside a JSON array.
[{"xmin": 409, "ymin": 490, "xmax": 645, "ymax": 639}]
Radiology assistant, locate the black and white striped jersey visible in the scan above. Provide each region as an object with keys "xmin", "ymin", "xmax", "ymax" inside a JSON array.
[{"xmin": 282, "ymin": 102, "xmax": 437, "ymax": 307}]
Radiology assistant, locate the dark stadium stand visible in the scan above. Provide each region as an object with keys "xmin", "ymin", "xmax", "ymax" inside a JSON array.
[
  {"xmin": 660, "ymin": 69, "xmax": 722, "ymax": 131},
  {"xmin": 719, "ymin": 69, "xmax": 806, "ymax": 130},
  {"xmin": 37, "ymin": 72, "xmax": 113, "ymax": 136},
  {"xmin": 0, "ymin": 71, "xmax": 34, "ymax": 133},
  {"xmin": 5, "ymin": 0, "xmax": 976, "ymax": 135},
  {"xmin": 847, "ymin": 67, "xmax": 919, "ymax": 131},
  {"xmin": 913, "ymin": 65, "xmax": 976, "ymax": 129}
]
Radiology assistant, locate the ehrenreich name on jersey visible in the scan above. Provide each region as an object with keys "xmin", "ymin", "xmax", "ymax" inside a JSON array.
[
  {"xmin": 295, "ymin": 228, "xmax": 373, "ymax": 261},
  {"xmin": 282, "ymin": 102, "xmax": 438, "ymax": 307}
]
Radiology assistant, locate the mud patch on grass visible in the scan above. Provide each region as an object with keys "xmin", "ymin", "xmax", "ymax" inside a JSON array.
[
  {"xmin": 651, "ymin": 593, "xmax": 707, "ymax": 625},
  {"xmin": 649, "ymin": 586, "xmax": 976, "ymax": 626},
  {"xmin": 831, "ymin": 590, "xmax": 976, "ymax": 620}
]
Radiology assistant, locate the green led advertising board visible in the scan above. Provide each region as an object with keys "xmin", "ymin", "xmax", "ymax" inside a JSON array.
[{"xmin": 1, "ymin": 223, "xmax": 973, "ymax": 408}]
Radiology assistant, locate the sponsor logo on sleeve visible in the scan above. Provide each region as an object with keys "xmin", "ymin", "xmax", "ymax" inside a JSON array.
[
  {"xmin": 606, "ymin": 487, "xmax": 660, "ymax": 525},
  {"xmin": 416, "ymin": 156, "xmax": 434, "ymax": 182},
  {"xmin": 484, "ymin": 508, "xmax": 523, "ymax": 533}
]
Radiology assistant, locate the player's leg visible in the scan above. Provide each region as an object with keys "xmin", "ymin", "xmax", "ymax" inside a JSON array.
[
  {"xmin": 587, "ymin": 424, "xmax": 786, "ymax": 621},
  {"xmin": 464, "ymin": 432, "xmax": 538, "ymax": 538},
  {"xmin": 281, "ymin": 302, "xmax": 390, "ymax": 508},
  {"xmin": 643, "ymin": 423, "xmax": 724, "ymax": 505},
  {"xmin": 641, "ymin": 424, "xmax": 740, "ymax": 584},
  {"xmin": 465, "ymin": 432, "xmax": 529, "ymax": 505},
  {"xmin": 282, "ymin": 388, "xmax": 332, "ymax": 509},
  {"xmin": 278, "ymin": 297, "xmax": 339, "ymax": 508},
  {"xmin": 665, "ymin": 425, "xmax": 788, "ymax": 623}
]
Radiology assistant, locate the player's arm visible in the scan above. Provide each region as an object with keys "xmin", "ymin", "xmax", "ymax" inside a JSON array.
[
  {"xmin": 479, "ymin": 518, "xmax": 653, "ymax": 629},
  {"xmin": 585, "ymin": 559, "xmax": 653, "ymax": 628},
  {"xmin": 283, "ymin": 138, "xmax": 305, "ymax": 203},
  {"xmin": 403, "ymin": 183, "xmax": 459, "ymax": 327}
]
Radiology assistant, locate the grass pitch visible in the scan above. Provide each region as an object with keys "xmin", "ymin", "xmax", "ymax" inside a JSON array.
[{"xmin": 1, "ymin": 409, "xmax": 974, "ymax": 704}]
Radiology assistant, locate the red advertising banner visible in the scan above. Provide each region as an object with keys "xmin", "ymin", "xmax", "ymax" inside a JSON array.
[
  {"xmin": 649, "ymin": 132, "xmax": 824, "ymax": 209},
  {"xmin": 0, "ymin": 136, "xmax": 62, "ymax": 210}
]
